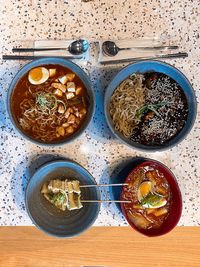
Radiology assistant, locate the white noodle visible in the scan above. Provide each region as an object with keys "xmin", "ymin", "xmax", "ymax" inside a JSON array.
[{"xmin": 109, "ymin": 74, "xmax": 146, "ymax": 138}]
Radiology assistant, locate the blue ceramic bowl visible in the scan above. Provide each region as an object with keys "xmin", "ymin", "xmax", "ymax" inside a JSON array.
[
  {"xmin": 104, "ymin": 60, "xmax": 197, "ymax": 152},
  {"xmin": 7, "ymin": 57, "xmax": 95, "ymax": 146},
  {"xmin": 25, "ymin": 160, "xmax": 100, "ymax": 238}
]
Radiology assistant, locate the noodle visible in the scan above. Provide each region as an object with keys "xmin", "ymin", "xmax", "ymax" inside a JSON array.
[
  {"xmin": 11, "ymin": 64, "xmax": 88, "ymax": 143},
  {"xmin": 109, "ymin": 72, "xmax": 188, "ymax": 146},
  {"xmin": 109, "ymin": 74, "xmax": 146, "ymax": 138}
]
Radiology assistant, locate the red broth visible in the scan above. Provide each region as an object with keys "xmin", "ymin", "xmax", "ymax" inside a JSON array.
[
  {"xmin": 121, "ymin": 165, "xmax": 172, "ymax": 230},
  {"xmin": 11, "ymin": 64, "xmax": 89, "ymax": 143}
]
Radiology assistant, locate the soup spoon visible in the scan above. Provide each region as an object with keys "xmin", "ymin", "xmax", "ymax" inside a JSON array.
[
  {"xmin": 102, "ymin": 41, "xmax": 179, "ymax": 57},
  {"xmin": 12, "ymin": 39, "xmax": 89, "ymax": 55}
]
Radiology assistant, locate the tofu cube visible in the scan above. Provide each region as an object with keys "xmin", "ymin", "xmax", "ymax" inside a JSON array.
[
  {"xmin": 74, "ymin": 110, "xmax": 80, "ymax": 117},
  {"xmin": 75, "ymin": 86, "xmax": 82, "ymax": 95},
  {"xmin": 67, "ymin": 82, "xmax": 76, "ymax": 93},
  {"xmin": 58, "ymin": 75, "xmax": 68, "ymax": 85},
  {"xmin": 75, "ymin": 117, "xmax": 80, "ymax": 125},
  {"xmin": 53, "ymin": 89, "xmax": 63, "ymax": 97},
  {"xmin": 49, "ymin": 69, "xmax": 56, "ymax": 77},
  {"xmin": 65, "ymin": 126, "xmax": 74, "ymax": 134},
  {"xmin": 58, "ymin": 104, "xmax": 65, "ymax": 114},
  {"xmin": 66, "ymin": 73, "xmax": 75, "ymax": 82},
  {"xmin": 64, "ymin": 107, "xmax": 73, "ymax": 119},
  {"xmin": 66, "ymin": 92, "xmax": 75, "ymax": 99},
  {"xmin": 79, "ymin": 108, "xmax": 87, "ymax": 118},
  {"xmin": 62, "ymin": 122, "xmax": 70, "ymax": 128},
  {"xmin": 57, "ymin": 126, "xmax": 65, "ymax": 136},
  {"xmin": 52, "ymin": 82, "xmax": 67, "ymax": 93},
  {"xmin": 67, "ymin": 114, "xmax": 76, "ymax": 124}
]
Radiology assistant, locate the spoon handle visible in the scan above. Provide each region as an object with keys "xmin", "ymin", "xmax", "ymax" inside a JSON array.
[
  {"xmin": 101, "ymin": 52, "xmax": 188, "ymax": 64},
  {"xmin": 119, "ymin": 45, "xmax": 179, "ymax": 51},
  {"xmin": 12, "ymin": 47, "xmax": 69, "ymax": 52}
]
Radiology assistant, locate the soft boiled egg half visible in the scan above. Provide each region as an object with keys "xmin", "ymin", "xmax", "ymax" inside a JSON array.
[
  {"xmin": 137, "ymin": 181, "xmax": 152, "ymax": 202},
  {"xmin": 28, "ymin": 67, "xmax": 49, "ymax": 85},
  {"xmin": 137, "ymin": 181, "xmax": 167, "ymax": 208}
]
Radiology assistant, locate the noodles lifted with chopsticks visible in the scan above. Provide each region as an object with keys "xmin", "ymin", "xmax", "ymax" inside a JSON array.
[{"xmin": 109, "ymin": 74, "xmax": 146, "ymax": 138}]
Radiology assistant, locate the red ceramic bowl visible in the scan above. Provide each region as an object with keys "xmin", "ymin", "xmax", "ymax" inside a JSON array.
[{"xmin": 120, "ymin": 160, "xmax": 182, "ymax": 237}]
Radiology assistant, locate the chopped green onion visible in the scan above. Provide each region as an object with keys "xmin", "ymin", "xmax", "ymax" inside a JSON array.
[
  {"xmin": 140, "ymin": 193, "xmax": 163, "ymax": 207},
  {"xmin": 136, "ymin": 101, "xmax": 168, "ymax": 120}
]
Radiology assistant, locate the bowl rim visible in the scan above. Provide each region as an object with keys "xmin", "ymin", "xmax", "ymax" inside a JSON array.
[
  {"xmin": 104, "ymin": 59, "xmax": 197, "ymax": 152},
  {"xmin": 7, "ymin": 57, "xmax": 95, "ymax": 146},
  {"xmin": 120, "ymin": 159, "xmax": 182, "ymax": 237},
  {"xmin": 25, "ymin": 159, "xmax": 101, "ymax": 238}
]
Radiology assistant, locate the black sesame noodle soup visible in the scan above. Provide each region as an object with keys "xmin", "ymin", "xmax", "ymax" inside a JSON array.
[{"xmin": 109, "ymin": 72, "xmax": 188, "ymax": 146}]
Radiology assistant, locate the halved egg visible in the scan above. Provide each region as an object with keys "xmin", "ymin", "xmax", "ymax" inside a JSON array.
[
  {"xmin": 137, "ymin": 181, "xmax": 152, "ymax": 202},
  {"xmin": 28, "ymin": 67, "xmax": 49, "ymax": 85},
  {"xmin": 142, "ymin": 197, "xmax": 167, "ymax": 209}
]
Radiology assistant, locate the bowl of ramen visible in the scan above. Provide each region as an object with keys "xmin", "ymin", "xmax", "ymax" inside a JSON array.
[
  {"xmin": 25, "ymin": 159, "xmax": 100, "ymax": 238},
  {"xmin": 7, "ymin": 57, "xmax": 95, "ymax": 145},
  {"xmin": 104, "ymin": 60, "xmax": 197, "ymax": 151},
  {"xmin": 120, "ymin": 160, "xmax": 182, "ymax": 236}
]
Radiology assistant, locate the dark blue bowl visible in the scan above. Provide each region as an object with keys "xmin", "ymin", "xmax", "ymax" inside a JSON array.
[
  {"xmin": 7, "ymin": 57, "xmax": 95, "ymax": 146},
  {"xmin": 104, "ymin": 60, "xmax": 197, "ymax": 152},
  {"xmin": 25, "ymin": 160, "xmax": 100, "ymax": 238}
]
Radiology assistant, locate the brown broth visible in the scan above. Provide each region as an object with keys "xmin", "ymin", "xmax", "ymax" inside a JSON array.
[
  {"xmin": 11, "ymin": 64, "xmax": 89, "ymax": 143},
  {"xmin": 122, "ymin": 167, "xmax": 172, "ymax": 230}
]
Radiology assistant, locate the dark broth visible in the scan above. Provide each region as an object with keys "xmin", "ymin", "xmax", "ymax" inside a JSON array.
[
  {"xmin": 131, "ymin": 72, "xmax": 188, "ymax": 145},
  {"xmin": 11, "ymin": 64, "xmax": 89, "ymax": 143}
]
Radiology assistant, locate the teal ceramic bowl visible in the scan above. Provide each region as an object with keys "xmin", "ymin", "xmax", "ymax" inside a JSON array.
[
  {"xmin": 25, "ymin": 160, "xmax": 100, "ymax": 238},
  {"xmin": 104, "ymin": 60, "xmax": 197, "ymax": 152},
  {"xmin": 7, "ymin": 57, "xmax": 95, "ymax": 146}
]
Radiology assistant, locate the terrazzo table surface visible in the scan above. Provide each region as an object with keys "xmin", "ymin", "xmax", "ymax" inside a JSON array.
[{"xmin": 0, "ymin": 0, "xmax": 199, "ymax": 226}]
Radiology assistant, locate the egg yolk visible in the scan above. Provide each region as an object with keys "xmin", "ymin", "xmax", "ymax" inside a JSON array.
[
  {"xmin": 29, "ymin": 67, "xmax": 43, "ymax": 81},
  {"xmin": 139, "ymin": 182, "xmax": 151, "ymax": 198}
]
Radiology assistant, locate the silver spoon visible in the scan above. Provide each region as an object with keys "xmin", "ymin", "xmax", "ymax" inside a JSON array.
[
  {"xmin": 12, "ymin": 39, "xmax": 89, "ymax": 55},
  {"xmin": 102, "ymin": 41, "xmax": 179, "ymax": 57}
]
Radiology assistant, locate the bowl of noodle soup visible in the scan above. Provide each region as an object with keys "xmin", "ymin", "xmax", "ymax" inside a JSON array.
[
  {"xmin": 104, "ymin": 60, "xmax": 197, "ymax": 151},
  {"xmin": 7, "ymin": 58, "xmax": 95, "ymax": 145}
]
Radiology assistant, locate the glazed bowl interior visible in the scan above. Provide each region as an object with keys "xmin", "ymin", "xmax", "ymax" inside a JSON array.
[
  {"xmin": 120, "ymin": 160, "xmax": 182, "ymax": 237},
  {"xmin": 7, "ymin": 57, "xmax": 95, "ymax": 146},
  {"xmin": 25, "ymin": 160, "xmax": 100, "ymax": 238},
  {"xmin": 104, "ymin": 60, "xmax": 197, "ymax": 152}
]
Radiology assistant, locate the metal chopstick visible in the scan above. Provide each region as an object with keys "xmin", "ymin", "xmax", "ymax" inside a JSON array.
[
  {"xmin": 12, "ymin": 47, "xmax": 69, "ymax": 52},
  {"xmin": 81, "ymin": 200, "xmax": 131, "ymax": 203},
  {"xmin": 101, "ymin": 52, "xmax": 188, "ymax": 64},
  {"xmin": 12, "ymin": 45, "xmax": 179, "ymax": 53},
  {"xmin": 2, "ymin": 55, "xmax": 82, "ymax": 60},
  {"xmin": 80, "ymin": 183, "xmax": 128, "ymax": 188},
  {"xmin": 125, "ymin": 45, "xmax": 179, "ymax": 50}
]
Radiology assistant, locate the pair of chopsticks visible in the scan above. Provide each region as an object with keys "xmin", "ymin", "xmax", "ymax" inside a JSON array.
[
  {"xmin": 79, "ymin": 183, "xmax": 131, "ymax": 203},
  {"xmin": 2, "ymin": 46, "xmax": 83, "ymax": 61},
  {"xmin": 2, "ymin": 45, "xmax": 188, "ymax": 61},
  {"xmin": 2, "ymin": 52, "xmax": 188, "ymax": 61}
]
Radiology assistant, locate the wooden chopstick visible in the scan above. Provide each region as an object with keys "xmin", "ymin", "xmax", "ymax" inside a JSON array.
[
  {"xmin": 81, "ymin": 200, "xmax": 131, "ymax": 203},
  {"xmin": 80, "ymin": 183, "xmax": 128, "ymax": 188}
]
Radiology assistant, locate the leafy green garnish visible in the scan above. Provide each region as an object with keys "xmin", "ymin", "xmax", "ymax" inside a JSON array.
[
  {"xmin": 136, "ymin": 101, "xmax": 168, "ymax": 120},
  {"xmin": 51, "ymin": 192, "xmax": 66, "ymax": 205},
  {"xmin": 140, "ymin": 193, "xmax": 163, "ymax": 208},
  {"xmin": 36, "ymin": 93, "xmax": 57, "ymax": 111}
]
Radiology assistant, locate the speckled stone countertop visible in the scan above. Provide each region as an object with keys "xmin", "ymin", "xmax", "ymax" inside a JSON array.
[{"xmin": 0, "ymin": 0, "xmax": 199, "ymax": 226}]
